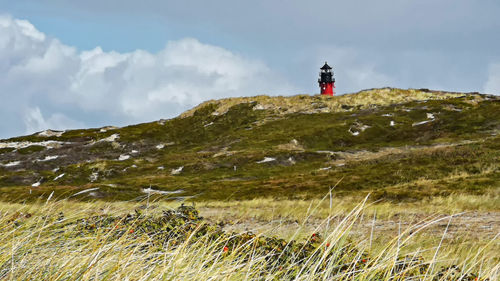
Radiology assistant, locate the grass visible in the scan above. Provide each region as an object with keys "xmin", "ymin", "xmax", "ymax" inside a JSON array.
[
  {"xmin": 0, "ymin": 88, "xmax": 499, "ymax": 279},
  {"xmin": 16, "ymin": 145, "xmax": 45, "ymax": 155},
  {"xmin": 0, "ymin": 197, "xmax": 497, "ymax": 280},
  {"xmin": 0, "ymin": 148, "xmax": 15, "ymax": 154},
  {"xmin": 197, "ymin": 193, "xmax": 500, "ymax": 222},
  {"xmin": 2, "ymin": 136, "xmax": 500, "ymax": 202},
  {"xmin": 0, "ymin": 88, "xmax": 498, "ymax": 279},
  {"xmin": 195, "ymin": 194, "xmax": 500, "ymax": 259},
  {"xmin": 1, "ymin": 88, "xmax": 500, "ymax": 203},
  {"xmin": 180, "ymin": 88, "xmax": 470, "ymax": 118}
]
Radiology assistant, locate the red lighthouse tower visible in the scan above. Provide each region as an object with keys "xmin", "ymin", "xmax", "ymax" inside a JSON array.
[{"xmin": 318, "ymin": 62, "xmax": 335, "ymax": 96}]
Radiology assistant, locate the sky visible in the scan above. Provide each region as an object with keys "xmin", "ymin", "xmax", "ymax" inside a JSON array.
[{"xmin": 1, "ymin": 0, "xmax": 499, "ymax": 138}]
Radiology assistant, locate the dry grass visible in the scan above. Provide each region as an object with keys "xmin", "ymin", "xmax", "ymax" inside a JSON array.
[
  {"xmin": 196, "ymin": 193, "xmax": 500, "ymax": 265},
  {"xmin": 181, "ymin": 88, "xmax": 472, "ymax": 118},
  {"xmin": 0, "ymin": 195, "xmax": 498, "ymax": 280},
  {"xmin": 197, "ymin": 192, "xmax": 500, "ymax": 221}
]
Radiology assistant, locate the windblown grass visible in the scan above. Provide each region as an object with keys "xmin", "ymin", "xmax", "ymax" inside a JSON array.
[
  {"xmin": 198, "ymin": 192, "xmax": 500, "ymax": 222},
  {"xmin": 0, "ymin": 197, "xmax": 497, "ymax": 280}
]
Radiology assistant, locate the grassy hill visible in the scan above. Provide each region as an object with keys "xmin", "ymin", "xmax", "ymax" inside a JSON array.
[
  {"xmin": 1, "ymin": 87, "xmax": 499, "ymax": 203},
  {"xmin": 1, "ymin": 88, "xmax": 499, "ymax": 279}
]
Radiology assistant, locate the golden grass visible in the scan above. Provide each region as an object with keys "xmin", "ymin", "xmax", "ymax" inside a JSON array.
[
  {"xmin": 0, "ymin": 195, "xmax": 498, "ymax": 280},
  {"xmin": 197, "ymin": 193, "xmax": 500, "ymax": 266},
  {"xmin": 197, "ymin": 193, "xmax": 500, "ymax": 221},
  {"xmin": 181, "ymin": 88, "xmax": 472, "ymax": 118}
]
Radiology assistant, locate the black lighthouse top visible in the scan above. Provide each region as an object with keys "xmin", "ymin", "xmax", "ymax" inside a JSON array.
[
  {"xmin": 319, "ymin": 62, "xmax": 335, "ymax": 83},
  {"xmin": 320, "ymin": 62, "xmax": 332, "ymax": 70}
]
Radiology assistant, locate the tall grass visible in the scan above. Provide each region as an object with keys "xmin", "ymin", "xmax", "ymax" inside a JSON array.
[
  {"xmin": 0, "ymin": 197, "xmax": 497, "ymax": 280},
  {"xmin": 198, "ymin": 192, "xmax": 500, "ymax": 221}
]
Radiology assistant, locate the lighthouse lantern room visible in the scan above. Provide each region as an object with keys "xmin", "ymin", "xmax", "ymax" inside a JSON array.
[{"xmin": 318, "ymin": 62, "xmax": 335, "ymax": 96}]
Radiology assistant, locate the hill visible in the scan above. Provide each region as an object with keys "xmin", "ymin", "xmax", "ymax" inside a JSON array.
[{"xmin": 1, "ymin": 87, "xmax": 499, "ymax": 203}]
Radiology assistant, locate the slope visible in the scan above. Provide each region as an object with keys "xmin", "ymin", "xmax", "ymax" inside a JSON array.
[{"xmin": 1, "ymin": 88, "xmax": 499, "ymax": 202}]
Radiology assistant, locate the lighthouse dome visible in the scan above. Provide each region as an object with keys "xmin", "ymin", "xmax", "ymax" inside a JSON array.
[{"xmin": 320, "ymin": 62, "xmax": 332, "ymax": 70}]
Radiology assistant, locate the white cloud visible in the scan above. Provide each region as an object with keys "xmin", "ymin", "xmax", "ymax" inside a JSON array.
[
  {"xmin": 310, "ymin": 46, "xmax": 396, "ymax": 94},
  {"xmin": 0, "ymin": 15, "xmax": 296, "ymax": 138},
  {"xmin": 484, "ymin": 63, "xmax": 500, "ymax": 95},
  {"xmin": 23, "ymin": 107, "xmax": 85, "ymax": 134}
]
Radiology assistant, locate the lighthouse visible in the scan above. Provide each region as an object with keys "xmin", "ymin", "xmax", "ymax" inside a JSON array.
[{"xmin": 318, "ymin": 62, "xmax": 335, "ymax": 96}]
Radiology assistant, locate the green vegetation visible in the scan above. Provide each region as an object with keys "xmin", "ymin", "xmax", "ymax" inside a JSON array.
[
  {"xmin": 16, "ymin": 145, "xmax": 45, "ymax": 154},
  {"xmin": 0, "ymin": 88, "xmax": 499, "ymax": 203},
  {"xmin": 0, "ymin": 88, "xmax": 498, "ymax": 279},
  {"xmin": 0, "ymin": 147, "xmax": 15, "ymax": 154}
]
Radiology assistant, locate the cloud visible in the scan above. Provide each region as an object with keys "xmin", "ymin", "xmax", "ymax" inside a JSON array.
[
  {"xmin": 23, "ymin": 107, "xmax": 84, "ymax": 134},
  {"xmin": 301, "ymin": 46, "xmax": 396, "ymax": 94},
  {"xmin": 24, "ymin": 0, "xmax": 500, "ymax": 54},
  {"xmin": 484, "ymin": 63, "xmax": 500, "ymax": 95},
  {"xmin": 0, "ymin": 15, "xmax": 296, "ymax": 138}
]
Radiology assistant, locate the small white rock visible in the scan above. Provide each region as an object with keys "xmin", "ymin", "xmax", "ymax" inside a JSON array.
[
  {"xmin": 412, "ymin": 120, "xmax": 433, "ymax": 126},
  {"xmin": 54, "ymin": 173, "xmax": 65, "ymax": 181},
  {"xmin": 99, "ymin": 134, "xmax": 119, "ymax": 142},
  {"xmin": 118, "ymin": 154, "xmax": 130, "ymax": 161},
  {"xmin": 37, "ymin": 155, "xmax": 59, "ymax": 162},
  {"xmin": 256, "ymin": 157, "xmax": 276, "ymax": 164},
  {"xmin": 1, "ymin": 161, "xmax": 21, "ymax": 167},
  {"xmin": 171, "ymin": 166, "xmax": 184, "ymax": 175}
]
